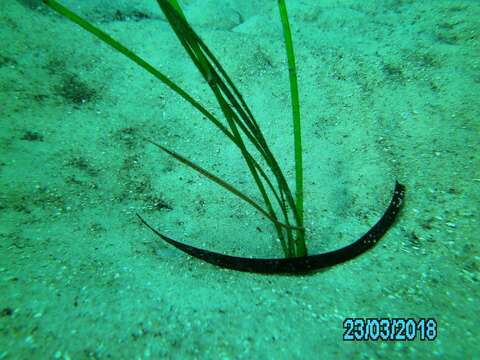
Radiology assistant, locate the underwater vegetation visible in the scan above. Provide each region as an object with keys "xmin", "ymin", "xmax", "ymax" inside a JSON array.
[{"xmin": 43, "ymin": 0, "xmax": 405, "ymax": 274}]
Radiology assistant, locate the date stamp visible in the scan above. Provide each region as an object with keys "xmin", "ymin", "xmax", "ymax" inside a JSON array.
[{"xmin": 343, "ymin": 318, "xmax": 437, "ymax": 341}]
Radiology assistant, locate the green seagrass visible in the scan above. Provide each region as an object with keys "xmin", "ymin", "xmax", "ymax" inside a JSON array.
[{"xmin": 43, "ymin": 0, "xmax": 307, "ymax": 258}]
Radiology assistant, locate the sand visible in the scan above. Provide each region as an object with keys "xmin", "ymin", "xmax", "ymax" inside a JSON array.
[{"xmin": 0, "ymin": 0, "xmax": 478, "ymax": 358}]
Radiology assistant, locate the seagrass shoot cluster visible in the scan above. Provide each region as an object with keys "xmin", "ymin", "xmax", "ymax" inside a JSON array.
[{"xmin": 43, "ymin": 0, "xmax": 405, "ymax": 274}]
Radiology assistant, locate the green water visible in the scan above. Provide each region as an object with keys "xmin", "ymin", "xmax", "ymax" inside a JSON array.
[{"xmin": 0, "ymin": 1, "xmax": 478, "ymax": 359}]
